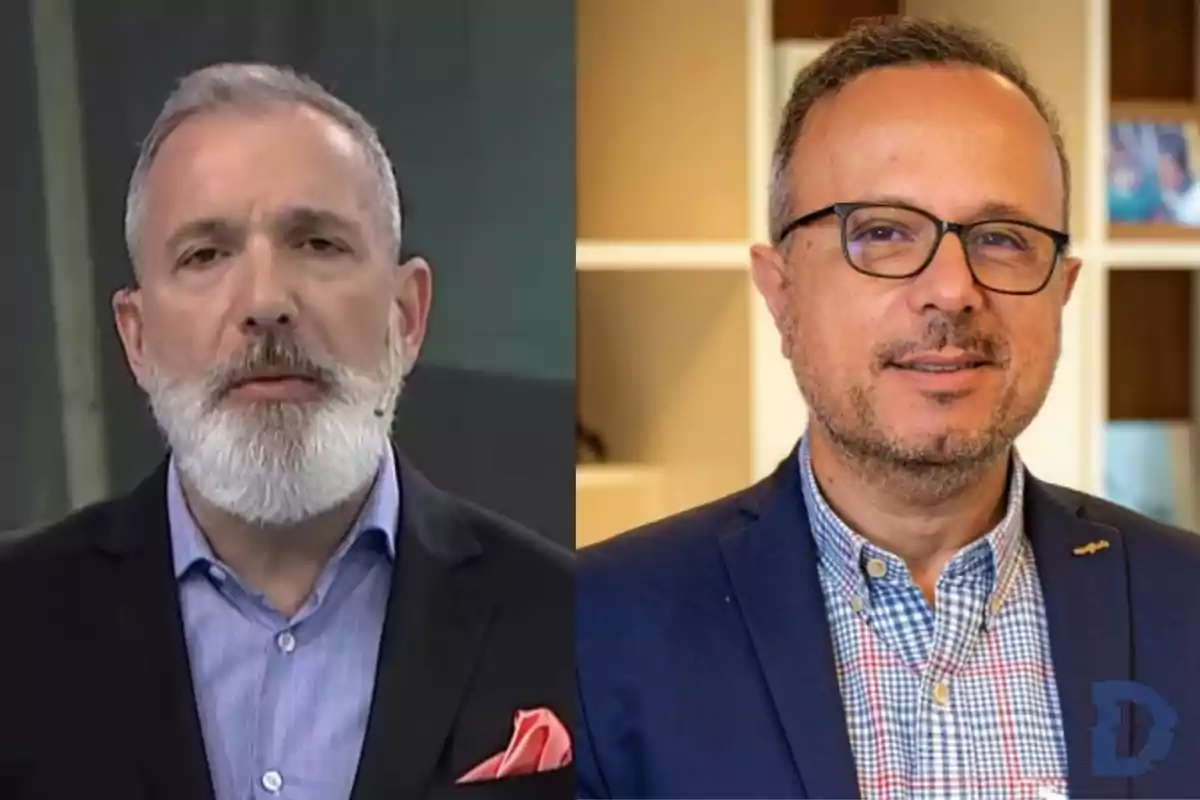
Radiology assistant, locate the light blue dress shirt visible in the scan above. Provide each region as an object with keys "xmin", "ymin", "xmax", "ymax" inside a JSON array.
[{"xmin": 167, "ymin": 451, "xmax": 400, "ymax": 800}]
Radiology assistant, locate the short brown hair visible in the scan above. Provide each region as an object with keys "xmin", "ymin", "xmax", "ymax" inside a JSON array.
[{"xmin": 769, "ymin": 16, "xmax": 1069, "ymax": 242}]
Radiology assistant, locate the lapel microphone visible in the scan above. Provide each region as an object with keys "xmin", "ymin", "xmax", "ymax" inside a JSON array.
[{"xmin": 372, "ymin": 364, "xmax": 410, "ymax": 418}]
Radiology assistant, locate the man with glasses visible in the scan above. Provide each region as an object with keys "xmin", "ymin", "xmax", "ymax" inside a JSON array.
[{"xmin": 576, "ymin": 17, "xmax": 1200, "ymax": 800}]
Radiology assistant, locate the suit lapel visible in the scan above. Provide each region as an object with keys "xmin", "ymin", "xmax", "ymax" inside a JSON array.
[
  {"xmin": 718, "ymin": 458, "xmax": 859, "ymax": 799},
  {"xmin": 89, "ymin": 463, "xmax": 216, "ymax": 800},
  {"xmin": 715, "ymin": 454, "xmax": 1138, "ymax": 798},
  {"xmin": 1024, "ymin": 478, "xmax": 1132, "ymax": 799},
  {"xmin": 350, "ymin": 455, "xmax": 499, "ymax": 800}
]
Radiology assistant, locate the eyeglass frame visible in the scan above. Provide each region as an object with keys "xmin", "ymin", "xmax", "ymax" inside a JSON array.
[{"xmin": 773, "ymin": 201, "xmax": 1072, "ymax": 296}]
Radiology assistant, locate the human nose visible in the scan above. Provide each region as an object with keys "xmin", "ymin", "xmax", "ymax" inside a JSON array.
[
  {"xmin": 238, "ymin": 238, "xmax": 298, "ymax": 334},
  {"xmin": 905, "ymin": 228, "xmax": 986, "ymax": 314}
]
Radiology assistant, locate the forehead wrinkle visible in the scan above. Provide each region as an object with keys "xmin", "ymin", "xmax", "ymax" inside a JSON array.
[{"xmin": 142, "ymin": 119, "xmax": 378, "ymax": 257}]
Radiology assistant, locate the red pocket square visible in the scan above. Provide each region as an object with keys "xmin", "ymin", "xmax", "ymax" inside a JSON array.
[{"xmin": 456, "ymin": 707, "xmax": 572, "ymax": 784}]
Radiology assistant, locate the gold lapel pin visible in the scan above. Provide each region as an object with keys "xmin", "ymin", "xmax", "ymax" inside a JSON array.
[{"xmin": 1072, "ymin": 539, "xmax": 1110, "ymax": 556}]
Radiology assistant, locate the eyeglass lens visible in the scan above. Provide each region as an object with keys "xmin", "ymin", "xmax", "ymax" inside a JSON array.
[{"xmin": 842, "ymin": 205, "xmax": 1057, "ymax": 292}]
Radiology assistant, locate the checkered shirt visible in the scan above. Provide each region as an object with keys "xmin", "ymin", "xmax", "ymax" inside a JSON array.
[{"xmin": 798, "ymin": 439, "xmax": 1069, "ymax": 799}]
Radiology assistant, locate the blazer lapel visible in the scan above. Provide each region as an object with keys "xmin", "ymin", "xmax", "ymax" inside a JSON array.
[
  {"xmin": 350, "ymin": 455, "xmax": 499, "ymax": 800},
  {"xmin": 718, "ymin": 457, "xmax": 859, "ymax": 799},
  {"xmin": 714, "ymin": 456, "xmax": 1138, "ymax": 799},
  {"xmin": 1024, "ymin": 478, "xmax": 1132, "ymax": 799},
  {"xmin": 88, "ymin": 462, "xmax": 216, "ymax": 800}
]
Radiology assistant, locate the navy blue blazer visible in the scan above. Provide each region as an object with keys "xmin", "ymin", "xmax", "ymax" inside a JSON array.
[{"xmin": 576, "ymin": 449, "xmax": 1200, "ymax": 798}]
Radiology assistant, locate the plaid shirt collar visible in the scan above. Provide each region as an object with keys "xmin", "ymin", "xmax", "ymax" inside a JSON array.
[{"xmin": 797, "ymin": 435, "xmax": 1027, "ymax": 620}]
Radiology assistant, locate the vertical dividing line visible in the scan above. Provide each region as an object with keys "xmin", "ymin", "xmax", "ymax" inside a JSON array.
[
  {"xmin": 1085, "ymin": 0, "xmax": 1110, "ymax": 497},
  {"xmin": 1192, "ymin": 0, "xmax": 1200, "ymax": 527},
  {"xmin": 30, "ymin": 0, "xmax": 109, "ymax": 509},
  {"xmin": 746, "ymin": 0, "xmax": 770, "ymax": 244},
  {"xmin": 747, "ymin": 0, "xmax": 774, "ymax": 481},
  {"xmin": 1188, "ymin": 270, "xmax": 1200, "ymax": 529}
]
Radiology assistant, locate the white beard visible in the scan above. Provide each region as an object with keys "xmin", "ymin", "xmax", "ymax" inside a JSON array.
[{"xmin": 141, "ymin": 329, "xmax": 407, "ymax": 526}]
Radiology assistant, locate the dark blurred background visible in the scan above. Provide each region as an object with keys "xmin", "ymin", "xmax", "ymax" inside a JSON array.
[{"xmin": 1, "ymin": 0, "xmax": 574, "ymax": 546}]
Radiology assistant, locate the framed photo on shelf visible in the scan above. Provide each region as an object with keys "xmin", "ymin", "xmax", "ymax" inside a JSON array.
[{"xmin": 1109, "ymin": 102, "xmax": 1200, "ymax": 239}]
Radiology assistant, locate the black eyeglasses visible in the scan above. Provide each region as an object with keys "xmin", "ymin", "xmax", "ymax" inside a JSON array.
[{"xmin": 775, "ymin": 202, "xmax": 1071, "ymax": 296}]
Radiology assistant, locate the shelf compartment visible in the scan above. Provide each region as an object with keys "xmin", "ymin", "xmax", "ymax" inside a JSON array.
[{"xmin": 575, "ymin": 464, "xmax": 668, "ymax": 547}]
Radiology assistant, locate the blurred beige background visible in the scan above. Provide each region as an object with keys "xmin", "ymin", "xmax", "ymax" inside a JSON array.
[{"xmin": 575, "ymin": 0, "xmax": 1200, "ymax": 544}]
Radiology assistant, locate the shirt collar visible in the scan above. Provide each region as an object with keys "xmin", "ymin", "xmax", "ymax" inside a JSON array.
[
  {"xmin": 797, "ymin": 435, "xmax": 1026, "ymax": 607},
  {"xmin": 167, "ymin": 444, "xmax": 401, "ymax": 580}
]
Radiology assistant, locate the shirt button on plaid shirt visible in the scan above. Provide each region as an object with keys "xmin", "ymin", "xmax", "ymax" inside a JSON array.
[{"xmin": 799, "ymin": 441, "xmax": 1070, "ymax": 799}]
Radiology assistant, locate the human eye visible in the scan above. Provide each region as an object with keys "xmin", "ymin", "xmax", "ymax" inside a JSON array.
[
  {"xmin": 972, "ymin": 225, "xmax": 1032, "ymax": 252},
  {"xmin": 294, "ymin": 235, "xmax": 350, "ymax": 257},
  {"xmin": 178, "ymin": 245, "xmax": 226, "ymax": 269},
  {"xmin": 849, "ymin": 218, "xmax": 917, "ymax": 244}
]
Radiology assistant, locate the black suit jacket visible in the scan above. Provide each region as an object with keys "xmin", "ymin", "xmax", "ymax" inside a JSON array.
[{"xmin": 0, "ymin": 450, "xmax": 574, "ymax": 799}]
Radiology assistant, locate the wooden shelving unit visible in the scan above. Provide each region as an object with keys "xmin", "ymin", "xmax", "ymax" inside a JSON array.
[
  {"xmin": 575, "ymin": 242, "xmax": 750, "ymax": 273},
  {"xmin": 576, "ymin": 0, "xmax": 1200, "ymax": 545},
  {"xmin": 575, "ymin": 464, "xmax": 667, "ymax": 547},
  {"xmin": 575, "ymin": 0, "xmax": 803, "ymax": 544}
]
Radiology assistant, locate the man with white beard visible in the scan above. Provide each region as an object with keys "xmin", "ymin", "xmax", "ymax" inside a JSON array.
[{"xmin": 0, "ymin": 63, "xmax": 573, "ymax": 800}]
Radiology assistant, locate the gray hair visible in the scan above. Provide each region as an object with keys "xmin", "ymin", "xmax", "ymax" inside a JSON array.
[
  {"xmin": 769, "ymin": 17, "xmax": 1069, "ymax": 245},
  {"xmin": 124, "ymin": 62, "xmax": 402, "ymax": 271}
]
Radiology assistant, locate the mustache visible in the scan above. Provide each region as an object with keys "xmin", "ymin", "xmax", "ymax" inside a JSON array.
[
  {"xmin": 875, "ymin": 314, "xmax": 1008, "ymax": 368},
  {"xmin": 206, "ymin": 333, "xmax": 339, "ymax": 400}
]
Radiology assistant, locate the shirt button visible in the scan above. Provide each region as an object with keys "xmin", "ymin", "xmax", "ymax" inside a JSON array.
[
  {"xmin": 261, "ymin": 770, "xmax": 284, "ymax": 793},
  {"xmin": 866, "ymin": 558, "xmax": 888, "ymax": 579},
  {"xmin": 849, "ymin": 596, "xmax": 866, "ymax": 613},
  {"xmin": 932, "ymin": 680, "xmax": 951, "ymax": 707},
  {"xmin": 276, "ymin": 630, "xmax": 297, "ymax": 654},
  {"xmin": 207, "ymin": 564, "xmax": 226, "ymax": 583}
]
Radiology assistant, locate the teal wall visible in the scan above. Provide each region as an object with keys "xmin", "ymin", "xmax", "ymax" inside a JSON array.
[
  {"xmin": 384, "ymin": 3, "xmax": 574, "ymax": 383},
  {"xmin": 1, "ymin": 0, "xmax": 575, "ymax": 541}
]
